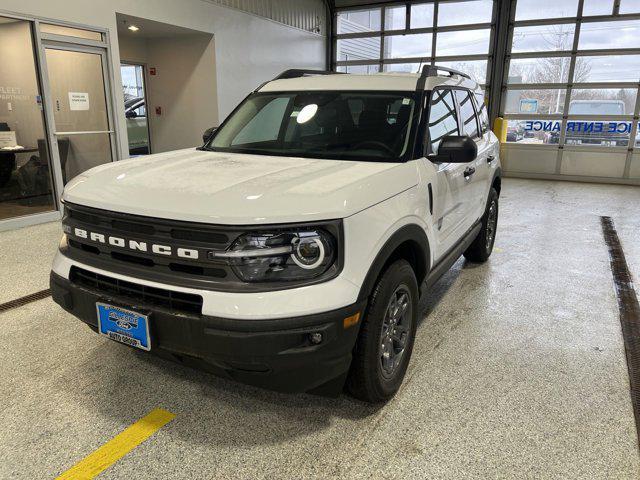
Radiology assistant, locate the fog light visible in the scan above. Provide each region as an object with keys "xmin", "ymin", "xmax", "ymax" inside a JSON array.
[{"xmin": 309, "ymin": 332, "xmax": 323, "ymax": 345}]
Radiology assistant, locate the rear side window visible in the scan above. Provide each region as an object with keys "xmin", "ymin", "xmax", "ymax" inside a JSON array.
[
  {"xmin": 428, "ymin": 89, "xmax": 459, "ymax": 154},
  {"xmin": 475, "ymin": 93, "xmax": 489, "ymax": 134},
  {"xmin": 455, "ymin": 90, "xmax": 480, "ymax": 138}
]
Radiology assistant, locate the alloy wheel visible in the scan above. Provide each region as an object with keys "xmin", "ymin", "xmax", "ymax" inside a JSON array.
[{"xmin": 379, "ymin": 285, "xmax": 412, "ymax": 380}]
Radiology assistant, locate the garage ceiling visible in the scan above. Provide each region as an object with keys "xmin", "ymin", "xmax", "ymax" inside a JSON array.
[
  {"xmin": 331, "ymin": 0, "xmax": 407, "ymax": 8},
  {"xmin": 330, "ymin": 0, "xmax": 493, "ymax": 9}
]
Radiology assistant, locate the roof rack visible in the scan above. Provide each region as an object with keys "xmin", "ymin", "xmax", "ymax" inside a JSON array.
[
  {"xmin": 420, "ymin": 65, "xmax": 471, "ymax": 80},
  {"xmin": 273, "ymin": 69, "xmax": 343, "ymax": 81}
]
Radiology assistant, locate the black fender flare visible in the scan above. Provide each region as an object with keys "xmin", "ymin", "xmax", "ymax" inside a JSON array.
[{"xmin": 357, "ymin": 224, "xmax": 431, "ymax": 302}]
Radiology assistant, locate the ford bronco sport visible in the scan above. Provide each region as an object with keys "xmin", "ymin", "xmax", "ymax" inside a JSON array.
[{"xmin": 50, "ymin": 66, "xmax": 501, "ymax": 403}]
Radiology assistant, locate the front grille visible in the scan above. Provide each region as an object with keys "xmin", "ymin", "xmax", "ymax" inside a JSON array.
[
  {"xmin": 61, "ymin": 202, "xmax": 343, "ymax": 293},
  {"xmin": 63, "ymin": 203, "xmax": 238, "ymax": 289},
  {"xmin": 70, "ymin": 266, "xmax": 203, "ymax": 314}
]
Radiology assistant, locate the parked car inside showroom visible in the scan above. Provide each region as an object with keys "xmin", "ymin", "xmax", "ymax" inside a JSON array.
[
  {"xmin": 124, "ymin": 97, "xmax": 150, "ymax": 155},
  {"xmin": 51, "ymin": 66, "xmax": 501, "ymax": 403}
]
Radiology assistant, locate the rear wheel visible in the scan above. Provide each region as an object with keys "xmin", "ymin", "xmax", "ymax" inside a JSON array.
[
  {"xmin": 464, "ymin": 187, "xmax": 498, "ymax": 263},
  {"xmin": 346, "ymin": 259, "xmax": 418, "ymax": 403}
]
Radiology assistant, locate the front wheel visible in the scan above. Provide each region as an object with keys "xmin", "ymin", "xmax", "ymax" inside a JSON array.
[
  {"xmin": 464, "ymin": 187, "xmax": 499, "ymax": 263},
  {"xmin": 346, "ymin": 259, "xmax": 418, "ymax": 403}
]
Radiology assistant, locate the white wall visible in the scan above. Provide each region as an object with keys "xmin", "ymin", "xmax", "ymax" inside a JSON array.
[
  {"xmin": 120, "ymin": 33, "xmax": 218, "ymax": 153},
  {"xmin": 0, "ymin": 0, "xmax": 325, "ymax": 158}
]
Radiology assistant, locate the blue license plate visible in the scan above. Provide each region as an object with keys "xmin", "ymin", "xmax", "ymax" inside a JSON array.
[{"xmin": 96, "ymin": 303, "xmax": 151, "ymax": 351}]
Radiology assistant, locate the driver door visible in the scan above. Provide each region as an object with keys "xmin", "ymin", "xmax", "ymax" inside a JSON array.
[{"xmin": 425, "ymin": 88, "xmax": 473, "ymax": 261}]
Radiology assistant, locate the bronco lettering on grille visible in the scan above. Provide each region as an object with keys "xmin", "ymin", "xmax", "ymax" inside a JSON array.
[{"xmin": 71, "ymin": 227, "xmax": 199, "ymax": 259}]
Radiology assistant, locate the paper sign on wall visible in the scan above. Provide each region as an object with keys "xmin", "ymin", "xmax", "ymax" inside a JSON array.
[
  {"xmin": 68, "ymin": 92, "xmax": 90, "ymax": 111},
  {"xmin": 0, "ymin": 131, "xmax": 17, "ymax": 148}
]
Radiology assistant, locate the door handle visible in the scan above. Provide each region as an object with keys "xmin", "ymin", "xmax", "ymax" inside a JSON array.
[
  {"xmin": 464, "ymin": 166, "xmax": 476, "ymax": 178},
  {"xmin": 486, "ymin": 155, "xmax": 495, "ymax": 163}
]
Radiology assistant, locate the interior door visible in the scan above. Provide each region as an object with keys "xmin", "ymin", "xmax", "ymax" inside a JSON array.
[
  {"xmin": 426, "ymin": 88, "xmax": 472, "ymax": 261},
  {"xmin": 43, "ymin": 44, "xmax": 115, "ymax": 184}
]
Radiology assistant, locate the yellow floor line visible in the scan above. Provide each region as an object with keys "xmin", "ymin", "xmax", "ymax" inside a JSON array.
[{"xmin": 55, "ymin": 408, "xmax": 176, "ymax": 480}]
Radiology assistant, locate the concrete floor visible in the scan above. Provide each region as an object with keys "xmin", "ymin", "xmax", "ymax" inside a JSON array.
[{"xmin": 1, "ymin": 178, "xmax": 639, "ymax": 479}]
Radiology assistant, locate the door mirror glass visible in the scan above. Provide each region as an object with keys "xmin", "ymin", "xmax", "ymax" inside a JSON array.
[
  {"xmin": 202, "ymin": 127, "xmax": 217, "ymax": 143},
  {"xmin": 429, "ymin": 135, "xmax": 477, "ymax": 163}
]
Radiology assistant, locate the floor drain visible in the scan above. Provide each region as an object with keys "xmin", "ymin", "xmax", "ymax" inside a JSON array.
[
  {"xmin": 0, "ymin": 289, "xmax": 51, "ymax": 313},
  {"xmin": 601, "ymin": 216, "xmax": 640, "ymax": 449}
]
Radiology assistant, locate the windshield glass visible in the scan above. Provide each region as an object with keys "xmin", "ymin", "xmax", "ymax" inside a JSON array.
[
  {"xmin": 569, "ymin": 101, "xmax": 624, "ymax": 115},
  {"xmin": 205, "ymin": 91, "xmax": 417, "ymax": 162}
]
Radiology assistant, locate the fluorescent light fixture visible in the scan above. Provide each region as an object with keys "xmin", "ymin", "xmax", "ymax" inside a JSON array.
[{"xmin": 128, "ymin": 25, "xmax": 140, "ymax": 32}]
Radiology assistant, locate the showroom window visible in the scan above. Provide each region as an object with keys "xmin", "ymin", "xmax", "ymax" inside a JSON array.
[
  {"xmin": 503, "ymin": 1, "xmax": 640, "ymax": 151},
  {"xmin": 334, "ymin": 0, "xmax": 497, "ymax": 90},
  {"xmin": 0, "ymin": 17, "xmax": 57, "ymax": 222},
  {"xmin": 0, "ymin": 13, "xmax": 115, "ymax": 230}
]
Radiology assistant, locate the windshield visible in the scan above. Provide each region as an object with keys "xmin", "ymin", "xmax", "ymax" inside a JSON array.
[
  {"xmin": 569, "ymin": 101, "xmax": 624, "ymax": 115},
  {"xmin": 205, "ymin": 91, "xmax": 417, "ymax": 162}
]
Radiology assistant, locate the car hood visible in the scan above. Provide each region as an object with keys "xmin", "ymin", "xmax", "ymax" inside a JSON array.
[{"xmin": 63, "ymin": 148, "xmax": 418, "ymax": 224}]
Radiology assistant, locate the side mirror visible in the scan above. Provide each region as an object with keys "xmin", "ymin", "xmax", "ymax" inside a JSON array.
[
  {"xmin": 202, "ymin": 127, "xmax": 217, "ymax": 144},
  {"xmin": 125, "ymin": 110, "xmax": 137, "ymax": 119},
  {"xmin": 430, "ymin": 135, "xmax": 477, "ymax": 163}
]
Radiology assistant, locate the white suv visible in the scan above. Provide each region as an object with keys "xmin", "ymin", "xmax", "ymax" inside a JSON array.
[{"xmin": 50, "ymin": 66, "xmax": 501, "ymax": 403}]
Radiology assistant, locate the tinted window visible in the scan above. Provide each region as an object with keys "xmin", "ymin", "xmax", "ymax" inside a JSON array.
[
  {"xmin": 232, "ymin": 97, "xmax": 289, "ymax": 145},
  {"xmin": 209, "ymin": 92, "xmax": 417, "ymax": 162},
  {"xmin": 455, "ymin": 90, "xmax": 479, "ymax": 138},
  {"xmin": 428, "ymin": 89, "xmax": 459, "ymax": 154}
]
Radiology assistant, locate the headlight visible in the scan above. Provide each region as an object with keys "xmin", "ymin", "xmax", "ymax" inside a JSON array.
[{"xmin": 212, "ymin": 229, "xmax": 337, "ymax": 283}]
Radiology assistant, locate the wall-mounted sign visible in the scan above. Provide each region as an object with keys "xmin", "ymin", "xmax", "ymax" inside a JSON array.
[
  {"xmin": 519, "ymin": 99, "xmax": 538, "ymax": 114},
  {"xmin": 0, "ymin": 86, "xmax": 28, "ymax": 101},
  {"xmin": 68, "ymin": 92, "xmax": 90, "ymax": 111},
  {"xmin": 524, "ymin": 120, "xmax": 633, "ymax": 134},
  {"xmin": 149, "ymin": 67, "xmax": 156, "ymax": 76}
]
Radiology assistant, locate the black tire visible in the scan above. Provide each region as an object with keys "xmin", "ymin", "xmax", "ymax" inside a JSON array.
[
  {"xmin": 346, "ymin": 259, "xmax": 418, "ymax": 403},
  {"xmin": 464, "ymin": 187, "xmax": 499, "ymax": 263}
]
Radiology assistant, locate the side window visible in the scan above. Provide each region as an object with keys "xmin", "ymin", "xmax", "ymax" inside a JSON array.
[
  {"xmin": 454, "ymin": 90, "xmax": 480, "ymax": 139},
  {"xmin": 232, "ymin": 97, "xmax": 290, "ymax": 145},
  {"xmin": 475, "ymin": 93, "xmax": 489, "ymax": 134},
  {"xmin": 428, "ymin": 89, "xmax": 459, "ymax": 154}
]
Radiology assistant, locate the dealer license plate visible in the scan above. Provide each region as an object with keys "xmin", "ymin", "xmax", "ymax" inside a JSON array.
[{"xmin": 96, "ymin": 303, "xmax": 151, "ymax": 351}]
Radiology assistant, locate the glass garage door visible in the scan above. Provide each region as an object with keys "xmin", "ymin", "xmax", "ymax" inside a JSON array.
[
  {"xmin": 500, "ymin": 0, "xmax": 640, "ymax": 181},
  {"xmin": 333, "ymin": 1, "xmax": 496, "ymax": 93}
]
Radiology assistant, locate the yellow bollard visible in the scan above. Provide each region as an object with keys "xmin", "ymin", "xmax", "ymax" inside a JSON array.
[{"xmin": 493, "ymin": 117, "xmax": 507, "ymax": 143}]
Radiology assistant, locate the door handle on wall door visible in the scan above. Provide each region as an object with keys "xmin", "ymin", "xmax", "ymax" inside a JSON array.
[{"xmin": 464, "ymin": 166, "xmax": 476, "ymax": 178}]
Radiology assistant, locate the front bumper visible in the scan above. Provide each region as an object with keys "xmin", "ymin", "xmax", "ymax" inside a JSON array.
[{"xmin": 50, "ymin": 271, "xmax": 366, "ymax": 395}]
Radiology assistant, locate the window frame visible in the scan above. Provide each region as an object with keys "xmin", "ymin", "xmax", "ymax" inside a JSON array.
[
  {"xmin": 453, "ymin": 88, "xmax": 482, "ymax": 139},
  {"xmin": 333, "ymin": 0, "xmax": 497, "ymax": 90},
  {"xmin": 424, "ymin": 87, "xmax": 461, "ymax": 155},
  {"xmin": 501, "ymin": 3, "xmax": 640, "ymax": 154}
]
